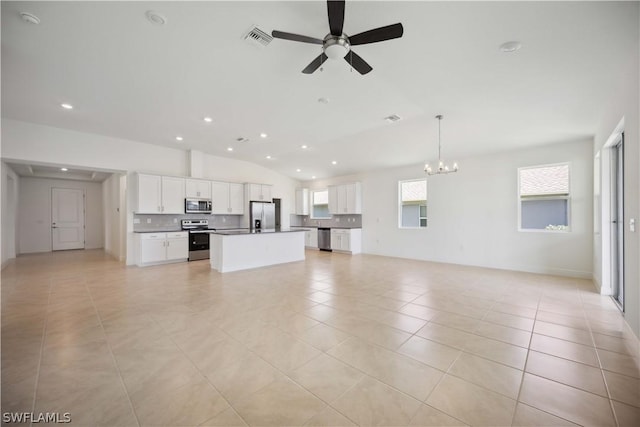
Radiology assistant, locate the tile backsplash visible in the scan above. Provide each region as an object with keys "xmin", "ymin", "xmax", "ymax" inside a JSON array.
[
  {"xmin": 290, "ymin": 214, "xmax": 362, "ymax": 228},
  {"xmin": 133, "ymin": 214, "xmax": 242, "ymax": 231}
]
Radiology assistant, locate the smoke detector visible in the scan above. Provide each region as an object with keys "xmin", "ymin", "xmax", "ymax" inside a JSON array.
[
  {"xmin": 146, "ymin": 11, "xmax": 167, "ymax": 25},
  {"xmin": 20, "ymin": 12, "xmax": 40, "ymax": 25}
]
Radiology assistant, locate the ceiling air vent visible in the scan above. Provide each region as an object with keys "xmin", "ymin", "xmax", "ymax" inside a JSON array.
[
  {"xmin": 244, "ymin": 26, "xmax": 273, "ymax": 47},
  {"xmin": 384, "ymin": 114, "xmax": 402, "ymax": 123}
]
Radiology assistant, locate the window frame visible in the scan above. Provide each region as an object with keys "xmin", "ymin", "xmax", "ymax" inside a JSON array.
[
  {"xmin": 310, "ymin": 189, "xmax": 331, "ymax": 220},
  {"xmin": 517, "ymin": 162, "xmax": 571, "ymax": 233},
  {"xmin": 398, "ymin": 178, "xmax": 428, "ymax": 229}
]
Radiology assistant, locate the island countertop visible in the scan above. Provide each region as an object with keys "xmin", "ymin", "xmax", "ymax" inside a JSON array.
[{"xmin": 211, "ymin": 228, "xmax": 307, "ymax": 236}]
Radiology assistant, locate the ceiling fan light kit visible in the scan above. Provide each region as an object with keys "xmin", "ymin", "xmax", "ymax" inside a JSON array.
[
  {"xmin": 425, "ymin": 115, "xmax": 459, "ymax": 176},
  {"xmin": 271, "ymin": 0, "xmax": 403, "ymax": 75}
]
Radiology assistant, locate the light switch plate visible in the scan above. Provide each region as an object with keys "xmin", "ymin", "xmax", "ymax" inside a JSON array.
[{"xmin": 631, "ymin": 218, "xmax": 636, "ymax": 232}]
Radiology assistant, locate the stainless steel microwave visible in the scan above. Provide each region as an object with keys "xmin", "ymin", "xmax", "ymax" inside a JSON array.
[{"xmin": 185, "ymin": 198, "xmax": 212, "ymax": 214}]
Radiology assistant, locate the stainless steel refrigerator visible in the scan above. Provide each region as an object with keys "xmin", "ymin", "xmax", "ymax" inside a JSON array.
[{"xmin": 250, "ymin": 201, "xmax": 276, "ymax": 231}]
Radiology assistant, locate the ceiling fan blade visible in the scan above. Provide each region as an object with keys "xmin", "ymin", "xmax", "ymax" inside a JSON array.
[
  {"xmin": 349, "ymin": 23, "xmax": 404, "ymax": 46},
  {"xmin": 271, "ymin": 30, "xmax": 323, "ymax": 45},
  {"xmin": 302, "ymin": 53, "xmax": 328, "ymax": 74},
  {"xmin": 344, "ymin": 50, "xmax": 372, "ymax": 75},
  {"xmin": 327, "ymin": 0, "xmax": 345, "ymax": 36}
]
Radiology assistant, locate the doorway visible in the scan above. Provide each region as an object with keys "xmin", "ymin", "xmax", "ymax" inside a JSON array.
[
  {"xmin": 51, "ymin": 187, "xmax": 85, "ymax": 251},
  {"xmin": 610, "ymin": 133, "xmax": 624, "ymax": 310}
]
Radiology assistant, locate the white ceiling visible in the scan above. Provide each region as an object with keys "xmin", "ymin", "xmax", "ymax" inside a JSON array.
[
  {"xmin": 2, "ymin": 1, "xmax": 638, "ymax": 180},
  {"xmin": 6, "ymin": 162, "xmax": 112, "ymax": 182}
]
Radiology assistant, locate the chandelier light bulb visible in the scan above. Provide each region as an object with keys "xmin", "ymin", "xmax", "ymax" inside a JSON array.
[{"xmin": 425, "ymin": 114, "xmax": 459, "ymax": 176}]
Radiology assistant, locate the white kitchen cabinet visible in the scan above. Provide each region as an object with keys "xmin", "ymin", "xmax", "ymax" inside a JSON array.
[
  {"xmin": 305, "ymin": 228, "xmax": 318, "ymax": 248},
  {"xmin": 135, "ymin": 173, "xmax": 185, "ymax": 214},
  {"xmin": 161, "ymin": 176, "xmax": 186, "ymax": 214},
  {"xmin": 212, "ymin": 181, "xmax": 244, "ymax": 215},
  {"xmin": 136, "ymin": 232, "xmax": 188, "ymax": 266},
  {"xmin": 229, "ymin": 183, "xmax": 245, "ymax": 214},
  {"xmin": 327, "ymin": 182, "xmax": 362, "ymax": 215},
  {"xmin": 295, "ymin": 188, "xmax": 310, "ymax": 215},
  {"xmin": 185, "ymin": 178, "xmax": 212, "ymax": 199},
  {"xmin": 166, "ymin": 232, "xmax": 189, "ymax": 260},
  {"xmin": 330, "ymin": 228, "xmax": 361, "ymax": 254},
  {"xmin": 136, "ymin": 174, "xmax": 162, "ymax": 213},
  {"xmin": 246, "ymin": 183, "xmax": 273, "ymax": 202}
]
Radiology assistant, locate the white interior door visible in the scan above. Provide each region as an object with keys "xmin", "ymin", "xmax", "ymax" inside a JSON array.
[{"xmin": 52, "ymin": 188, "xmax": 85, "ymax": 251}]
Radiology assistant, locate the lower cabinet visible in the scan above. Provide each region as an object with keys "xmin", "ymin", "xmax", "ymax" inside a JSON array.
[
  {"xmin": 305, "ymin": 229, "xmax": 318, "ymax": 249},
  {"xmin": 330, "ymin": 229, "xmax": 362, "ymax": 254},
  {"xmin": 136, "ymin": 232, "xmax": 188, "ymax": 266}
]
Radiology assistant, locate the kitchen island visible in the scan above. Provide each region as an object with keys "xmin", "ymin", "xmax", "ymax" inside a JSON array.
[{"xmin": 209, "ymin": 228, "xmax": 306, "ymax": 273}]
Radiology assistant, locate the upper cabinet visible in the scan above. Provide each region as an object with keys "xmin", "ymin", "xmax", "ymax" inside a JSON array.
[
  {"xmin": 185, "ymin": 178, "xmax": 212, "ymax": 199},
  {"xmin": 212, "ymin": 181, "xmax": 244, "ymax": 215},
  {"xmin": 295, "ymin": 188, "xmax": 309, "ymax": 215},
  {"xmin": 135, "ymin": 173, "xmax": 185, "ymax": 214},
  {"xmin": 246, "ymin": 183, "xmax": 273, "ymax": 202},
  {"xmin": 328, "ymin": 182, "xmax": 362, "ymax": 215}
]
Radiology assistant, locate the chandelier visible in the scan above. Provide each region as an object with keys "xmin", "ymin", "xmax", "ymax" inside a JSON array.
[{"xmin": 424, "ymin": 115, "xmax": 458, "ymax": 175}]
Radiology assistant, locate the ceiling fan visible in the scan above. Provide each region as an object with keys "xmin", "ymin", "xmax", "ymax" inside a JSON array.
[{"xmin": 271, "ymin": 0, "xmax": 403, "ymax": 75}]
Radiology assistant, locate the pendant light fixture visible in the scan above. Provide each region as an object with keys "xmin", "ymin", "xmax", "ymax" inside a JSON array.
[{"xmin": 424, "ymin": 114, "xmax": 458, "ymax": 175}]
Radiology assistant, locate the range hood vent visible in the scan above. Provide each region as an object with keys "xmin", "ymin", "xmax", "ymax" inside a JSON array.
[{"xmin": 244, "ymin": 26, "xmax": 273, "ymax": 47}]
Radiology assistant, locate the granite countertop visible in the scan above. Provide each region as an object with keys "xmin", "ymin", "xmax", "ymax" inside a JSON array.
[
  {"xmin": 290, "ymin": 226, "xmax": 362, "ymax": 230},
  {"xmin": 134, "ymin": 227, "xmax": 248, "ymax": 233},
  {"xmin": 211, "ymin": 228, "xmax": 306, "ymax": 235}
]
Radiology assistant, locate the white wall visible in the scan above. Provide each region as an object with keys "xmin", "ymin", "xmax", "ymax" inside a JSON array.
[
  {"xmin": 1, "ymin": 162, "xmax": 19, "ymax": 266},
  {"xmin": 18, "ymin": 177, "xmax": 104, "ymax": 253},
  {"xmin": 307, "ymin": 139, "xmax": 594, "ymax": 278},
  {"xmin": 1, "ymin": 119, "xmax": 301, "ymax": 264},
  {"xmin": 593, "ymin": 24, "xmax": 640, "ymax": 337},
  {"xmin": 102, "ymin": 173, "xmax": 126, "ymax": 261}
]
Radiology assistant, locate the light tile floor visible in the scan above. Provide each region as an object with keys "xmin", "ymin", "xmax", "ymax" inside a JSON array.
[{"xmin": 2, "ymin": 249, "xmax": 640, "ymax": 426}]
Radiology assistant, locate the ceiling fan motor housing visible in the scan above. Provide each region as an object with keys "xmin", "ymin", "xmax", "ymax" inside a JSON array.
[{"xmin": 323, "ymin": 35, "xmax": 350, "ymax": 59}]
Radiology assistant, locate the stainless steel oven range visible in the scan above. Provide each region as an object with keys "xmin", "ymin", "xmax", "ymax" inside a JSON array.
[{"xmin": 181, "ymin": 219, "xmax": 213, "ymax": 261}]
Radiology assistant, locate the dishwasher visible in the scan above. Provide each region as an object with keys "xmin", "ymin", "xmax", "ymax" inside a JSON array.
[{"xmin": 318, "ymin": 228, "xmax": 332, "ymax": 251}]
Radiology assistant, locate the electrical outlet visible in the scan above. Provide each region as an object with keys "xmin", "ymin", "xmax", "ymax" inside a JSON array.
[
  {"xmin": 173, "ymin": 218, "xmax": 177, "ymax": 223},
  {"xmin": 631, "ymin": 218, "xmax": 636, "ymax": 232},
  {"xmin": 222, "ymin": 217, "xmax": 226, "ymax": 222},
  {"xmin": 146, "ymin": 218, "xmax": 152, "ymax": 224}
]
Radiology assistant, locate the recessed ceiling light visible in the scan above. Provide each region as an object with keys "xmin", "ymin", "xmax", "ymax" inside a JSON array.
[
  {"xmin": 227, "ymin": 147, "xmax": 233, "ymax": 151},
  {"xmin": 60, "ymin": 168, "xmax": 68, "ymax": 172},
  {"xmin": 312, "ymin": 176, "xmax": 316, "ymax": 179},
  {"xmin": 60, "ymin": 103, "xmax": 73, "ymax": 110},
  {"xmin": 203, "ymin": 117, "xmax": 213, "ymax": 123},
  {"xmin": 332, "ymin": 160, "xmax": 337, "ymax": 165},
  {"xmin": 175, "ymin": 136, "xmax": 183, "ymax": 142},
  {"xmin": 296, "ymin": 168, "xmax": 301, "ymax": 172},
  {"xmin": 146, "ymin": 10, "xmax": 167, "ymax": 25},
  {"xmin": 20, "ymin": 12, "xmax": 40, "ymax": 25},
  {"xmin": 318, "ymin": 97, "xmax": 330, "ymax": 104},
  {"xmin": 301, "ymin": 145, "xmax": 308, "ymax": 149},
  {"xmin": 266, "ymin": 155, "xmax": 272, "ymax": 159},
  {"xmin": 260, "ymin": 133, "xmax": 268, "ymax": 138},
  {"xmin": 499, "ymin": 41, "xmax": 522, "ymax": 53}
]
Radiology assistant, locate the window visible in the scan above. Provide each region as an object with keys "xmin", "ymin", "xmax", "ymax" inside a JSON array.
[
  {"xmin": 518, "ymin": 163, "xmax": 570, "ymax": 231},
  {"xmin": 311, "ymin": 190, "xmax": 330, "ymax": 219},
  {"xmin": 399, "ymin": 179, "xmax": 427, "ymax": 228}
]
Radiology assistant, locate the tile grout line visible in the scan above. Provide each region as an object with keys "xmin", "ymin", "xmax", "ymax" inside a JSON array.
[
  {"xmin": 580, "ymin": 290, "xmax": 621, "ymax": 427},
  {"xmin": 509, "ymin": 290, "xmax": 542, "ymax": 426},
  {"xmin": 85, "ymin": 281, "xmax": 142, "ymax": 427},
  {"xmin": 28, "ymin": 277, "xmax": 53, "ymax": 427}
]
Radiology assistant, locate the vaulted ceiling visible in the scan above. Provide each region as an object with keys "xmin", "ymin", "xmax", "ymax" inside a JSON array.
[{"xmin": 2, "ymin": 1, "xmax": 638, "ymax": 180}]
